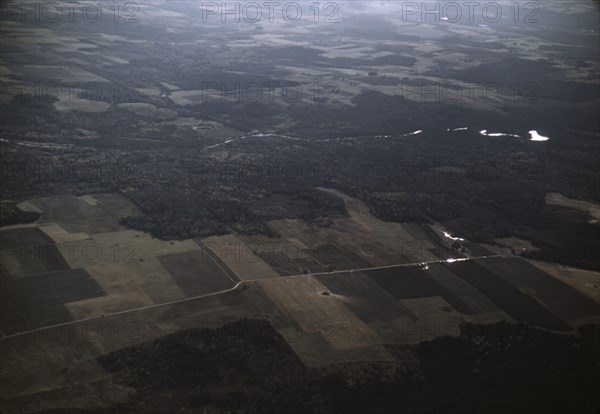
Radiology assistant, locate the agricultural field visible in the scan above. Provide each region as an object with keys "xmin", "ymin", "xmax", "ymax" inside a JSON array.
[
  {"xmin": 0, "ymin": 193, "xmax": 245, "ymax": 324},
  {"xmin": 29, "ymin": 194, "xmax": 142, "ymax": 235},
  {"xmin": 242, "ymin": 275, "xmax": 397, "ymax": 367},
  {"xmin": 1, "ymin": 188, "xmax": 599, "ymax": 412},
  {"xmin": 201, "ymin": 233, "xmax": 281, "ymax": 280},
  {"xmin": 1, "ymin": 0, "xmax": 599, "ymax": 411},
  {"xmin": 476, "ymin": 258, "xmax": 600, "ymax": 327},
  {"xmin": 0, "ymin": 227, "xmax": 69, "ymax": 277},
  {"xmin": 440, "ymin": 260, "xmax": 576, "ymax": 332},
  {"xmin": 0, "ymin": 289, "xmax": 256, "ymax": 411},
  {"xmin": 364, "ymin": 266, "xmax": 475, "ymax": 314},
  {"xmin": 424, "ymin": 263, "xmax": 512, "ymax": 324},
  {"xmin": 546, "ymin": 192, "xmax": 600, "ymax": 224},
  {"xmin": 267, "ymin": 189, "xmax": 464, "ymax": 271},
  {"xmin": 530, "ymin": 260, "xmax": 600, "ymax": 303},
  {"xmin": 0, "ymin": 268, "xmax": 105, "ymax": 334},
  {"xmin": 157, "ymin": 248, "xmax": 238, "ymax": 297},
  {"xmin": 237, "ymin": 233, "xmax": 325, "ymax": 276},
  {"xmin": 314, "ymin": 271, "xmax": 421, "ymax": 344}
]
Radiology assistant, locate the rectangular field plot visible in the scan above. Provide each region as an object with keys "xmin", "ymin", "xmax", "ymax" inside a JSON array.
[
  {"xmin": 315, "ymin": 272, "xmax": 419, "ymax": 343},
  {"xmin": 398, "ymin": 296, "xmax": 462, "ymax": 342},
  {"xmin": 441, "ymin": 261, "xmax": 573, "ymax": 331},
  {"xmin": 476, "ymin": 258, "xmax": 600, "ymax": 324},
  {"xmin": 39, "ymin": 224, "xmax": 89, "ymax": 244},
  {"xmin": 158, "ymin": 249, "xmax": 238, "ymax": 297},
  {"xmin": 239, "ymin": 234, "xmax": 325, "ymax": 276},
  {"xmin": 0, "ymin": 268, "xmax": 105, "ymax": 334},
  {"xmin": 315, "ymin": 244, "xmax": 372, "ymax": 271},
  {"xmin": 249, "ymin": 275, "xmax": 395, "ymax": 366},
  {"xmin": 268, "ymin": 199, "xmax": 416, "ymax": 267},
  {"xmin": 32, "ymin": 194, "xmax": 138, "ymax": 235},
  {"xmin": 255, "ymin": 252, "xmax": 298, "ymax": 276},
  {"xmin": 530, "ymin": 261, "xmax": 600, "ymax": 303},
  {"xmin": 364, "ymin": 267, "xmax": 474, "ymax": 314},
  {"xmin": 201, "ymin": 234, "xmax": 281, "ymax": 281},
  {"xmin": 426, "ymin": 263, "xmax": 510, "ymax": 317},
  {"xmin": 0, "ymin": 228, "xmax": 69, "ymax": 278},
  {"xmin": 256, "ymin": 251, "xmax": 325, "ymax": 276},
  {"xmin": 315, "ymin": 272, "xmax": 417, "ymax": 324}
]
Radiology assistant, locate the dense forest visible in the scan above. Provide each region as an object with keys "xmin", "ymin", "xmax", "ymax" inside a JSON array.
[
  {"xmin": 2, "ymin": 86, "xmax": 599, "ymax": 269},
  {"xmin": 85, "ymin": 319, "xmax": 600, "ymax": 414}
]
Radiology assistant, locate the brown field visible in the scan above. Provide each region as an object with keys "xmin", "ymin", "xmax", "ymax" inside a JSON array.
[
  {"xmin": 201, "ymin": 233, "xmax": 280, "ymax": 281},
  {"xmin": 158, "ymin": 249, "xmax": 237, "ymax": 297},
  {"xmin": 546, "ymin": 192, "xmax": 600, "ymax": 223},
  {"xmin": 2, "ymin": 5, "xmax": 599, "ymax": 411},
  {"xmin": 364, "ymin": 266, "xmax": 474, "ymax": 314},
  {"xmin": 236, "ymin": 234, "xmax": 324, "ymax": 276},
  {"xmin": 2, "ymin": 189, "xmax": 598, "ymax": 412},
  {"xmin": 397, "ymin": 296, "xmax": 462, "ymax": 343},
  {"xmin": 246, "ymin": 275, "xmax": 395, "ymax": 367},
  {"xmin": 476, "ymin": 258, "xmax": 600, "ymax": 327},
  {"xmin": 38, "ymin": 224, "xmax": 89, "ymax": 244},
  {"xmin": 268, "ymin": 190, "xmax": 444, "ymax": 269},
  {"xmin": 1, "ymin": 194, "xmax": 241, "ymax": 324},
  {"xmin": 530, "ymin": 260, "xmax": 600, "ymax": 303},
  {"xmin": 0, "ymin": 228, "xmax": 70, "ymax": 277},
  {"xmin": 66, "ymin": 230, "xmax": 197, "ymax": 307},
  {"xmin": 314, "ymin": 272, "xmax": 419, "ymax": 343},
  {"xmin": 0, "ymin": 289, "xmax": 255, "ymax": 410},
  {"xmin": 15, "ymin": 201, "xmax": 41, "ymax": 213},
  {"xmin": 65, "ymin": 290, "xmax": 154, "ymax": 321},
  {"xmin": 29, "ymin": 193, "xmax": 142, "ymax": 235},
  {"xmin": 1, "ymin": 268, "xmax": 105, "ymax": 334},
  {"xmin": 441, "ymin": 260, "xmax": 573, "ymax": 331},
  {"xmin": 425, "ymin": 263, "xmax": 513, "ymax": 324},
  {"xmin": 316, "ymin": 243, "xmax": 372, "ymax": 271},
  {"xmin": 256, "ymin": 250, "xmax": 326, "ymax": 276}
]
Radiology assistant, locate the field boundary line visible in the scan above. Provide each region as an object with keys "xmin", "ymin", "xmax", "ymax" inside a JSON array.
[{"xmin": 0, "ymin": 254, "xmax": 511, "ymax": 340}]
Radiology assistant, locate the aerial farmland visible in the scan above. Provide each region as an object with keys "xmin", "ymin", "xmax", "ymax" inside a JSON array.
[{"xmin": 1, "ymin": 0, "xmax": 599, "ymax": 412}]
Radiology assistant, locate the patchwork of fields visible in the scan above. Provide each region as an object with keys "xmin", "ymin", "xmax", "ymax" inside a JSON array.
[
  {"xmin": 1, "ymin": 0, "xmax": 598, "ymax": 411},
  {"xmin": 1, "ymin": 189, "xmax": 599, "ymax": 411}
]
